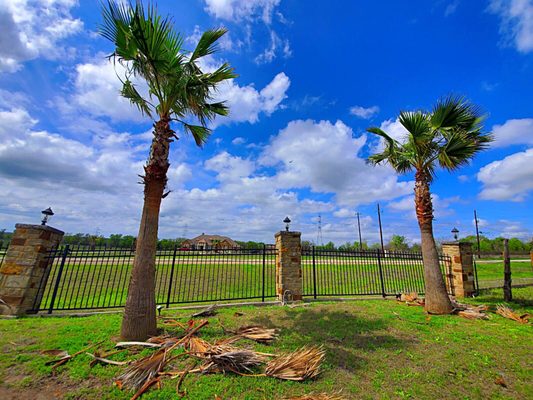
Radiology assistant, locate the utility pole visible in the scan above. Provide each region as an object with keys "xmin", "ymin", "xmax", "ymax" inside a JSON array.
[
  {"xmin": 474, "ymin": 210, "xmax": 481, "ymax": 259},
  {"xmin": 377, "ymin": 203, "xmax": 385, "ymax": 254},
  {"xmin": 316, "ymin": 214, "xmax": 323, "ymax": 246},
  {"xmin": 356, "ymin": 212, "xmax": 363, "ymax": 250}
]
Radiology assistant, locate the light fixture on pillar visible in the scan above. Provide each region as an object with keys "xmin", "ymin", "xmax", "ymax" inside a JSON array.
[
  {"xmin": 283, "ymin": 216, "xmax": 291, "ymax": 232},
  {"xmin": 451, "ymin": 227, "xmax": 459, "ymax": 241},
  {"xmin": 41, "ymin": 207, "xmax": 54, "ymax": 226}
]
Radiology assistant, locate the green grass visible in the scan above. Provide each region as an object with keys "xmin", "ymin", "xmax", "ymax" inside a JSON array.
[
  {"xmin": 475, "ymin": 260, "xmax": 533, "ymax": 281},
  {"xmin": 1, "ymin": 288, "xmax": 532, "ymax": 399}
]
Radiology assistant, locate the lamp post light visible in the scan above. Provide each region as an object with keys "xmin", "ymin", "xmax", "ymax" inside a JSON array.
[
  {"xmin": 451, "ymin": 227, "xmax": 459, "ymax": 241},
  {"xmin": 283, "ymin": 216, "xmax": 291, "ymax": 232},
  {"xmin": 41, "ymin": 207, "xmax": 54, "ymax": 226}
]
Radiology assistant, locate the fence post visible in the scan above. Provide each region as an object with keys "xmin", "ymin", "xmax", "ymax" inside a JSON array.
[
  {"xmin": 376, "ymin": 249, "xmax": 386, "ymax": 298},
  {"xmin": 0, "ymin": 223, "xmax": 64, "ymax": 315},
  {"xmin": 166, "ymin": 245, "xmax": 178, "ymax": 308},
  {"xmin": 274, "ymin": 230, "xmax": 302, "ymax": 302},
  {"xmin": 503, "ymin": 238, "xmax": 512, "ymax": 302},
  {"xmin": 312, "ymin": 246, "xmax": 317, "ymax": 299},
  {"xmin": 48, "ymin": 244, "xmax": 70, "ymax": 314},
  {"xmin": 441, "ymin": 242, "xmax": 475, "ymax": 298},
  {"xmin": 262, "ymin": 244, "xmax": 266, "ymax": 302}
]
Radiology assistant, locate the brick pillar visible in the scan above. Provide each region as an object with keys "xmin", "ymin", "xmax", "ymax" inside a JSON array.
[
  {"xmin": 275, "ymin": 231, "xmax": 302, "ymax": 301},
  {"xmin": 441, "ymin": 242, "xmax": 475, "ymax": 298},
  {"xmin": 0, "ymin": 224, "xmax": 64, "ymax": 315}
]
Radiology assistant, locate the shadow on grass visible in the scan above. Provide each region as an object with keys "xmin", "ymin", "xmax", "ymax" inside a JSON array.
[
  {"xmin": 476, "ymin": 287, "xmax": 533, "ymax": 308},
  {"xmin": 250, "ymin": 305, "xmax": 412, "ymax": 373}
]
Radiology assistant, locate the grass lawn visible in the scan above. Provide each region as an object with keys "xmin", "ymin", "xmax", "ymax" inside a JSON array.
[{"xmin": 1, "ymin": 288, "xmax": 532, "ymax": 399}]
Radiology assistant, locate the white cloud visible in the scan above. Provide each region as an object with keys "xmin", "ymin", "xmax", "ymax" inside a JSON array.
[
  {"xmin": 349, "ymin": 105, "xmax": 380, "ymax": 119},
  {"xmin": 0, "ymin": 0, "xmax": 82, "ymax": 72},
  {"xmin": 261, "ymin": 119, "xmax": 413, "ymax": 206},
  {"xmin": 478, "ymin": 148, "xmax": 533, "ymax": 201},
  {"xmin": 489, "ymin": 0, "xmax": 533, "ymax": 53},
  {"xmin": 204, "ymin": 0, "xmax": 281, "ymax": 24},
  {"xmin": 445, "ymin": 0, "xmax": 460, "ymax": 16},
  {"xmin": 71, "ymin": 58, "xmax": 149, "ymax": 123},
  {"xmin": 254, "ymin": 30, "xmax": 290, "ymax": 64},
  {"xmin": 213, "ymin": 72, "xmax": 290, "ymax": 126},
  {"xmin": 490, "ymin": 118, "xmax": 533, "ymax": 148},
  {"xmin": 231, "ymin": 137, "xmax": 246, "ymax": 145},
  {"xmin": 378, "ymin": 118, "xmax": 410, "ymax": 142}
]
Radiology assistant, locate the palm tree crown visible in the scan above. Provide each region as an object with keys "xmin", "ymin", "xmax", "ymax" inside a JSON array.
[
  {"xmin": 99, "ymin": 1, "xmax": 236, "ymax": 145},
  {"xmin": 368, "ymin": 96, "xmax": 493, "ymax": 179}
]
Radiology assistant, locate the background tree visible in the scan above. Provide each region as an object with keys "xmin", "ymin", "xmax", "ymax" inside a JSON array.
[
  {"xmin": 100, "ymin": 1, "xmax": 235, "ymax": 340},
  {"xmin": 368, "ymin": 97, "xmax": 492, "ymax": 314},
  {"xmin": 388, "ymin": 234, "xmax": 409, "ymax": 251}
]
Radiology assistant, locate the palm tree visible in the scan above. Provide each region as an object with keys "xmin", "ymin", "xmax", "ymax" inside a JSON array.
[
  {"xmin": 367, "ymin": 97, "xmax": 492, "ymax": 314},
  {"xmin": 99, "ymin": 1, "xmax": 236, "ymax": 339}
]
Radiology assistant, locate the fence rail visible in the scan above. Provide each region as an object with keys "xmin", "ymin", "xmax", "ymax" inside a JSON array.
[
  {"xmin": 27, "ymin": 245, "xmax": 460, "ymax": 313},
  {"xmin": 31, "ymin": 245, "xmax": 277, "ymax": 313}
]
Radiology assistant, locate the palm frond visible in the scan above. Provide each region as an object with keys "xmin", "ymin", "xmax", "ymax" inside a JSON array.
[
  {"xmin": 430, "ymin": 95, "xmax": 484, "ymax": 131},
  {"xmin": 399, "ymin": 111, "xmax": 431, "ymax": 142},
  {"xmin": 182, "ymin": 123, "xmax": 212, "ymax": 146},
  {"xmin": 121, "ymin": 79, "xmax": 153, "ymax": 117},
  {"xmin": 190, "ymin": 28, "xmax": 228, "ymax": 61},
  {"xmin": 265, "ymin": 346, "xmax": 325, "ymax": 381}
]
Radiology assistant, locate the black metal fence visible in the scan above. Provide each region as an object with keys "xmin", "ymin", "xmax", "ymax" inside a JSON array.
[
  {"xmin": 0, "ymin": 242, "xmax": 7, "ymax": 266},
  {"xmin": 27, "ymin": 245, "xmax": 459, "ymax": 313},
  {"xmin": 30, "ymin": 245, "xmax": 277, "ymax": 313},
  {"xmin": 302, "ymin": 248, "xmax": 453, "ymax": 298}
]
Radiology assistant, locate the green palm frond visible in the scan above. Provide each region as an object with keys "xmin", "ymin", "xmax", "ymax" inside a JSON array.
[
  {"xmin": 190, "ymin": 28, "xmax": 228, "ymax": 61},
  {"xmin": 367, "ymin": 96, "xmax": 492, "ymax": 178},
  {"xmin": 182, "ymin": 123, "xmax": 212, "ymax": 147},
  {"xmin": 100, "ymin": 1, "xmax": 236, "ymax": 148},
  {"xmin": 399, "ymin": 111, "xmax": 430, "ymax": 141},
  {"xmin": 121, "ymin": 79, "xmax": 153, "ymax": 118}
]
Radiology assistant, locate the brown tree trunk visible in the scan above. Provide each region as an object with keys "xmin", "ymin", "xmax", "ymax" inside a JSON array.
[
  {"xmin": 121, "ymin": 116, "xmax": 173, "ymax": 340},
  {"xmin": 414, "ymin": 170, "xmax": 453, "ymax": 314}
]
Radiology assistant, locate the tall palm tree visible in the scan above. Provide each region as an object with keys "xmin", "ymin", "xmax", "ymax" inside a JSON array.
[
  {"xmin": 99, "ymin": 1, "xmax": 236, "ymax": 340},
  {"xmin": 367, "ymin": 97, "xmax": 492, "ymax": 314}
]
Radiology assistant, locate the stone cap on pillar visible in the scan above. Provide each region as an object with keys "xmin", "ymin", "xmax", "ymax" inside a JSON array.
[
  {"xmin": 275, "ymin": 231, "xmax": 301, "ymax": 238},
  {"xmin": 441, "ymin": 241, "xmax": 472, "ymax": 248},
  {"xmin": 15, "ymin": 223, "xmax": 64, "ymax": 235}
]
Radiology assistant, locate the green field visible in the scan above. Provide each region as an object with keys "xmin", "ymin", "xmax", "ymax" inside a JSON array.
[
  {"xmin": 28, "ymin": 252, "xmax": 533, "ymax": 312},
  {"xmin": 1, "ymin": 287, "xmax": 532, "ymax": 399}
]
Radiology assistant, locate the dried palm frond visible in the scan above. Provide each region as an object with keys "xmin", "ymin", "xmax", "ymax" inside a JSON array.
[
  {"xmin": 86, "ymin": 352, "xmax": 129, "ymax": 366},
  {"xmin": 115, "ymin": 341, "xmax": 162, "ymax": 349},
  {"xmin": 266, "ymin": 346, "xmax": 325, "ymax": 381},
  {"xmin": 285, "ymin": 393, "xmax": 346, "ymax": 400},
  {"xmin": 457, "ymin": 309, "xmax": 489, "ymax": 320},
  {"xmin": 496, "ymin": 304, "xmax": 530, "ymax": 324},
  {"xmin": 202, "ymin": 350, "xmax": 266, "ymax": 374},
  {"xmin": 192, "ymin": 304, "xmax": 218, "ymax": 318},
  {"xmin": 116, "ymin": 348, "xmax": 167, "ymax": 391},
  {"xmin": 116, "ymin": 320, "xmax": 209, "ymax": 392},
  {"xmin": 233, "ymin": 325, "xmax": 279, "ymax": 343},
  {"xmin": 186, "ymin": 337, "xmax": 212, "ymax": 355}
]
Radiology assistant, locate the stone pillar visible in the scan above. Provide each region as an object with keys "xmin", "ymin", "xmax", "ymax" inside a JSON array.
[
  {"xmin": 441, "ymin": 242, "xmax": 475, "ymax": 298},
  {"xmin": 275, "ymin": 231, "xmax": 302, "ymax": 302},
  {"xmin": 0, "ymin": 224, "xmax": 63, "ymax": 315}
]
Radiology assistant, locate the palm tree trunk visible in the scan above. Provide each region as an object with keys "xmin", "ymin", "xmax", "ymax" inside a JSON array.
[
  {"xmin": 121, "ymin": 116, "xmax": 172, "ymax": 340},
  {"xmin": 414, "ymin": 170, "xmax": 453, "ymax": 314}
]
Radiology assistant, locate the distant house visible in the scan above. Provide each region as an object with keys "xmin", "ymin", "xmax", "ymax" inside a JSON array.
[{"xmin": 181, "ymin": 233, "xmax": 239, "ymax": 250}]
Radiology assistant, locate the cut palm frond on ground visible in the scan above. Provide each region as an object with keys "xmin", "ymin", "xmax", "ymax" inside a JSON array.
[
  {"xmin": 87, "ymin": 352, "xmax": 129, "ymax": 366},
  {"xmin": 43, "ymin": 340, "xmax": 105, "ymax": 369},
  {"xmin": 116, "ymin": 348, "xmax": 167, "ymax": 391},
  {"xmin": 456, "ymin": 309, "xmax": 489, "ymax": 320},
  {"xmin": 397, "ymin": 292, "xmax": 425, "ymax": 306},
  {"xmin": 192, "ymin": 304, "xmax": 218, "ymax": 318},
  {"xmin": 202, "ymin": 350, "xmax": 266, "ymax": 374},
  {"xmin": 234, "ymin": 325, "xmax": 279, "ymax": 343},
  {"xmin": 266, "ymin": 346, "xmax": 325, "ymax": 381},
  {"xmin": 496, "ymin": 304, "xmax": 530, "ymax": 324}
]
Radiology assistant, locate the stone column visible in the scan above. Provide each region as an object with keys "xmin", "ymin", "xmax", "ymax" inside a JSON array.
[
  {"xmin": 441, "ymin": 242, "xmax": 475, "ymax": 298},
  {"xmin": 275, "ymin": 231, "xmax": 302, "ymax": 302},
  {"xmin": 0, "ymin": 224, "xmax": 64, "ymax": 315}
]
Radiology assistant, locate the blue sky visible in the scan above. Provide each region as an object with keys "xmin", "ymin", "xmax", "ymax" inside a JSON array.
[{"xmin": 0, "ymin": 0, "xmax": 532, "ymax": 245}]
